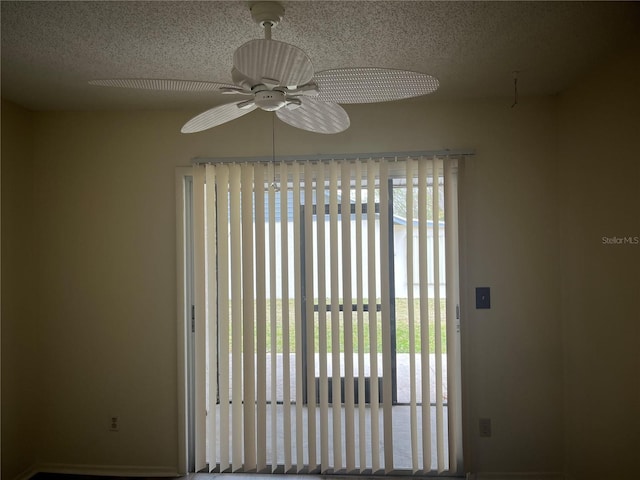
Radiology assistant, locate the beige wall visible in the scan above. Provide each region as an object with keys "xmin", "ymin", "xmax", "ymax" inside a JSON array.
[
  {"xmin": 558, "ymin": 40, "xmax": 640, "ymax": 480},
  {"xmin": 1, "ymin": 38, "xmax": 636, "ymax": 478},
  {"xmin": 23, "ymin": 96, "xmax": 564, "ymax": 476},
  {"xmin": 1, "ymin": 100, "xmax": 40, "ymax": 479}
]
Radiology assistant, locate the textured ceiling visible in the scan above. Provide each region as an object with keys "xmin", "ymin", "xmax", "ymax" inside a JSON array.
[{"xmin": 1, "ymin": 1, "xmax": 639, "ymax": 111}]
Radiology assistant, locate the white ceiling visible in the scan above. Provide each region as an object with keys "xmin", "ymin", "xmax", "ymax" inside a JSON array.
[{"xmin": 2, "ymin": 1, "xmax": 639, "ymax": 112}]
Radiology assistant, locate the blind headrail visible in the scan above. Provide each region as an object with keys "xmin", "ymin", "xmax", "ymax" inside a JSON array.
[{"xmin": 192, "ymin": 149, "xmax": 474, "ymax": 165}]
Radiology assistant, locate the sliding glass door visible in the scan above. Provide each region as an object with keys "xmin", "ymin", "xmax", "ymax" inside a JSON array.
[{"xmin": 179, "ymin": 153, "xmax": 463, "ymax": 475}]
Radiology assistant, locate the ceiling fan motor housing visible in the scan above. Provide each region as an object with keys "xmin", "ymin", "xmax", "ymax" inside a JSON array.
[{"xmin": 255, "ymin": 89, "xmax": 287, "ymax": 111}]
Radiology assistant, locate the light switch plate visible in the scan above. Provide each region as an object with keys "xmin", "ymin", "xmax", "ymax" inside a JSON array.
[{"xmin": 476, "ymin": 287, "xmax": 491, "ymax": 309}]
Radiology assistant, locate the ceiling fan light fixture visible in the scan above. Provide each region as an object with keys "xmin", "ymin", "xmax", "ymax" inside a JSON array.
[{"xmin": 255, "ymin": 89, "xmax": 287, "ymax": 111}]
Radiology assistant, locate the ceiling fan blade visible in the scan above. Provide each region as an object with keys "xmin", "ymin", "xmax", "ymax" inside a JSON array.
[
  {"xmin": 181, "ymin": 100, "xmax": 258, "ymax": 133},
  {"xmin": 276, "ymin": 98, "xmax": 349, "ymax": 134},
  {"xmin": 89, "ymin": 78, "xmax": 236, "ymax": 92},
  {"xmin": 314, "ymin": 67, "xmax": 439, "ymax": 104},
  {"xmin": 233, "ymin": 39, "xmax": 314, "ymax": 88},
  {"xmin": 231, "ymin": 67, "xmax": 258, "ymax": 91}
]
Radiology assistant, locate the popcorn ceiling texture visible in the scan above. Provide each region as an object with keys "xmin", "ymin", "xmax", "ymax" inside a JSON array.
[{"xmin": 1, "ymin": 1, "xmax": 638, "ymax": 111}]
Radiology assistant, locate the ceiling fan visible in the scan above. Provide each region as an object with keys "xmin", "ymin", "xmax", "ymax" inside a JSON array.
[{"xmin": 90, "ymin": 2, "xmax": 439, "ymax": 134}]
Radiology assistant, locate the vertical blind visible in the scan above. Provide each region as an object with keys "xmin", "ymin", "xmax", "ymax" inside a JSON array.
[{"xmin": 192, "ymin": 155, "xmax": 462, "ymax": 475}]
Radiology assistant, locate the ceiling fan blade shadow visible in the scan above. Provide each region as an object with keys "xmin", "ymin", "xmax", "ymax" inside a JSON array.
[
  {"xmin": 314, "ymin": 67, "xmax": 439, "ymax": 104},
  {"xmin": 89, "ymin": 78, "xmax": 236, "ymax": 92},
  {"xmin": 233, "ymin": 39, "xmax": 314, "ymax": 88},
  {"xmin": 182, "ymin": 100, "xmax": 258, "ymax": 133},
  {"xmin": 276, "ymin": 98, "xmax": 349, "ymax": 134}
]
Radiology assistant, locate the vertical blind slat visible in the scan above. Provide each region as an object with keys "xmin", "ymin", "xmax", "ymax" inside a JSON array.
[
  {"xmin": 304, "ymin": 164, "xmax": 317, "ymax": 470},
  {"xmin": 341, "ymin": 161, "xmax": 356, "ymax": 472},
  {"xmin": 268, "ymin": 165, "xmax": 278, "ymax": 471},
  {"xmin": 280, "ymin": 162, "xmax": 292, "ymax": 472},
  {"xmin": 254, "ymin": 164, "xmax": 267, "ymax": 471},
  {"xmin": 418, "ymin": 159, "xmax": 432, "ymax": 470},
  {"xmin": 315, "ymin": 162, "xmax": 330, "ymax": 472},
  {"xmin": 366, "ymin": 159, "xmax": 381, "ymax": 473},
  {"xmin": 329, "ymin": 161, "xmax": 343, "ymax": 470},
  {"xmin": 205, "ymin": 165, "xmax": 218, "ymax": 471},
  {"xmin": 379, "ymin": 160, "xmax": 394, "ymax": 473},
  {"xmin": 432, "ymin": 158, "xmax": 445, "ymax": 473},
  {"xmin": 217, "ymin": 165, "xmax": 230, "ymax": 472},
  {"xmin": 193, "ymin": 168, "xmax": 207, "ymax": 472},
  {"xmin": 354, "ymin": 161, "xmax": 367, "ymax": 471},
  {"xmin": 230, "ymin": 164, "xmax": 243, "ymax": 470},
  {"xmin": 242, "ymin": 164, "xmax": 257, "ymax": 470},
  {"xmin": 405, "ymin": 159, "xmax": 419, "ymax": 473},
  {"xmin": 292, "ymin": 163, "xmax": 304, "ymax": 471}
]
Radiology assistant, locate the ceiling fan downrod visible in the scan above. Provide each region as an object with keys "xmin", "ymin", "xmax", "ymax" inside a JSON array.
[{"xmin": 250, "ymin": 2, "xmax": 285, "ymax": 40}]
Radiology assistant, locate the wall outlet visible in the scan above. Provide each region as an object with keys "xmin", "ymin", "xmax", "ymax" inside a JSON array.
[
  {"xmin": 109, "ymin": 415, "xmax": 120, "ymax": 432},
  {"xmin": 479, "ymin": 417, "xmax": 492, "ymax": 437}
]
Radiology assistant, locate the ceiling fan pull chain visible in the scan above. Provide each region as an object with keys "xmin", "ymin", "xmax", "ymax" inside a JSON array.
[
  {"xmin": 271, "ymin": 114, "xmax": 280, "ymax": 192},
  {"xmin": 511, "ymin": 70, "xmax": 519, "ymax": 108}
]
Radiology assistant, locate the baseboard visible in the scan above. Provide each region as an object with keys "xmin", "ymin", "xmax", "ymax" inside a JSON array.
[
  {"xmin": 470, "ymin": 473, "xmax": 565, "ymax": 480},
  {"xmin": 34, "ymin": 463, "xmax": 179, "ymax": 478},
  {"xmin": 13, "ymin": 465, "xmax": 39, "ymax": 480}
]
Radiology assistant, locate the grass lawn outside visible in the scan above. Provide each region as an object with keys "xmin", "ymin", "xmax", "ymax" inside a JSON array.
[{"xmin": 219, "ymin": 298, "xmax": 447, "ymax": 354}]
